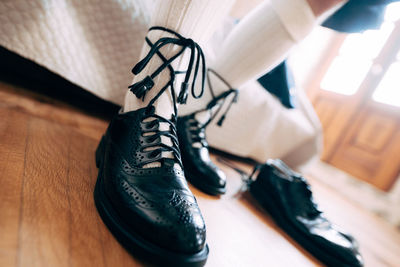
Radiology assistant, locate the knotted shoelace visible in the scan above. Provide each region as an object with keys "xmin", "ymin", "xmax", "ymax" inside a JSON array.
[
  {"xmin": 129, "ymin": 26, "xmax": 206, "ymax": 110},
  {"xmin": 216, "ymin": 158, "xmax": 324, "ymax": 218},
  {"xmin": 128, "ymin": 26, "xmax": 207, "ymax": 167},
  {"xmin": 188, "ymin": 68, "xmax": 239, "ymax": 146}
]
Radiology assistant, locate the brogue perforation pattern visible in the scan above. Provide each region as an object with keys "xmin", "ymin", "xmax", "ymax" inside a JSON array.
[{"xmin": 120, "ymin": 160, "xmax": 184, "ymax": 177}]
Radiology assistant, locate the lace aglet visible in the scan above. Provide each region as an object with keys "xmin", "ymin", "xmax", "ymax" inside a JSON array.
[
  {"xmin": 217, "ymin": 115, "xmax": 226, "ymax": 126},
  {"xmin": 233, "ymin": 92, "xmax": 239, "ymax": 103},
  {"xmin": 132, "ymin": 61, "xmax": 145, "ymax": 75},
  {"xmin": 178, "ymin": 82, "xmax": 189, "ymax": 104},
  {"xmin": 129, "ymin": 76, "xmax": 154, "ymax": 100}
]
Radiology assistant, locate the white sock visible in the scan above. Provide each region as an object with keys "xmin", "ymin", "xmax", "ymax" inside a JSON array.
[{"xmin": 215, "ymin": 0, "xmax": 316, "ymax": 88}]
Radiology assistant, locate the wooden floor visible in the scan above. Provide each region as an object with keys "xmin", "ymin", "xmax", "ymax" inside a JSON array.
[{"xmin": 1, "ymin": 80, "xmax": 400, "ymax": 267}]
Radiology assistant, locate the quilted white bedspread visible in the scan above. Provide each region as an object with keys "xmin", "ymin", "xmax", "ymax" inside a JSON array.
[{"xmin": 0, "ymin": 0, "xmax": 153, "ymax": 104}]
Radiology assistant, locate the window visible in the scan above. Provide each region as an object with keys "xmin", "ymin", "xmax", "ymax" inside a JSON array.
[
  {"xmin": 320, "ymin": 2, "xmax": 400, "ymax": 100},
  {"xmin": 372, "ymin": 61, "xmax": 400, "ymax": 107}
]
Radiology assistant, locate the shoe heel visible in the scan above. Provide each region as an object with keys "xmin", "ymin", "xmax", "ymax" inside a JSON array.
[{"xmin": 95, "ymin": 136, "xmax": 106, "ymax": 168}]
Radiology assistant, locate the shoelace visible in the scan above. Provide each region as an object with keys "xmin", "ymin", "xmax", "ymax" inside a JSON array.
[
  {"xmin": 139, "ymin": 106, "xmax": 182, "ymax": 167},
  {"xmin": 128, "ymin": 26, "xmax": 207, "ymax": 167},
  {"xmin": 129, "ymin": 26, "xmax": 206, "ymax": 109},
  {"xmin": 216, "ymin": 157, "xmax": 262, "ymax": 186},
  {"xmin": 264, "ymin": 159, "xmax": 322, "ymax": 218},
  {"xmin": 217, "ymin": 158, "xmax": 322, "ymax": 217},
  {"xmin": 188, "ymin": 69, "xmax": 239, "ymax": 146}
]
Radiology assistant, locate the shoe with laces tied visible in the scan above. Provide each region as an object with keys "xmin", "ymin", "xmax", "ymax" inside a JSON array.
[
  {"xmin": 248, "ymin": 159, "xmax": 364, "ymax": 267},
  {"xmin": 94, "ymin": 26, "xmax": 209, "ymax": 266},
  {"xmin": 177, "ymin": 69, "xmax": 239, "ymax": 195}
]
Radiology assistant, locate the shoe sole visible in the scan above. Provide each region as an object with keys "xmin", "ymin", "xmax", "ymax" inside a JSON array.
[
  {"xmin": 94, "ymin": 136, "xmax": 209, "ymax": 267},
  {"xmin": 250, "ymin": 184, "xmax": 361, "ymax": 267}
]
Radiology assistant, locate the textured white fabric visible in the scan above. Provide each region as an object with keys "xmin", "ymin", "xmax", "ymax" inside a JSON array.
[
  {"xmin": 271, "ymin": 0, "xmax": 316, "ymax": 42},
  {"xmin": 205, "ymin": 81, "xmax": 322, "ymax": 166},
  {"xmin": 180, "ymin": 0, "xmax": 316, "ymax": 114},
  {"xmin": 0, "ymin": 0, "xmax": 153, "ymax": 105},
  {"xmin": 214, "ymin": 0, "xmax": 315, "ymax": 88},
  {"xmin": 178, "ymin": 0, "xmax": 320, "ymax": 166}
]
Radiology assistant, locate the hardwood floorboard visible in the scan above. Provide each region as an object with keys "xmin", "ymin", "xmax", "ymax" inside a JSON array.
[
  {"xmin": 1, "ymin": 80, "xmax": 400, "ymax": 267},
  {"xmin": 67, "ymin": 131, "xmax": 105, "ymax": 267},
  {"xmin": 307, "ymin": 177, "xmax": 400, "ymax": 267},
  {"xmin": 0, "ymin": 109, "xmax": 29, "ymax": 267},
  {"xmin": 17, "ymin": 117, "xmax": 72, "ymax": 267}
]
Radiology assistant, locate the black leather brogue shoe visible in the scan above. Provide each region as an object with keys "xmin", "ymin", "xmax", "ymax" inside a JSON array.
[
  {"xmin": 177, "ymin": 70, "xmax": 238, "ymax": 196},
  {"xmin": 249, "ymin": 159, "xmax": 364, "ymax": 267},
  {"xmin": 177, "ymin": 113, "xmax": 227, "ymax": 195},
  {"xmin": 94, "ymin": 26, "xmax": 209, "ymax": 266}
]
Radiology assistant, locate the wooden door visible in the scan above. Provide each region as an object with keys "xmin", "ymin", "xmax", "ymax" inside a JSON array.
[{"xmin": 309, "ymin": 10, "xmax": 400, "ymax": 191}]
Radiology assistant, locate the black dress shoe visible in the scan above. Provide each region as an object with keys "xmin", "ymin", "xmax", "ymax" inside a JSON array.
[
  {"xmin": 177, "ymin": 113, "xmax": 227, "ymax": 195},
  {"xmin": 177, "ymin": 69, "xmax": 238, "ymax": 196},
  {"xmin": 94, "ymin": 26, "xmax": 209, "ymax": 266},
  {"xmin": 248, "ymin": 159, "xmax": 363, "ymax": 267}
]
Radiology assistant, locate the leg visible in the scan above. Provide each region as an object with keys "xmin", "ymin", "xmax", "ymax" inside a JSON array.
[
  {"xmin": 94, "ymin": 0, "xmax": 235, "ymax": 265},
  {"xmin": 181, "ymin": 0, "xmax": 347, "ymax": 114},
  {"xmin": 212, "ymin": 0, "xmax": 346, "ymax": 92},
  {"xmin": 177, "ymin": 0, "xmax": 346, "ymax": 196},
  {"xmin": 124, "ymin": 0, "xmax": 235, "ymax": 168}
]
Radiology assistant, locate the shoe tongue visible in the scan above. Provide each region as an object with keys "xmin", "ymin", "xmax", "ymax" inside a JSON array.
[{"xmin": 192, "ymin": 142, "xmax": 203, "ymax": 148}]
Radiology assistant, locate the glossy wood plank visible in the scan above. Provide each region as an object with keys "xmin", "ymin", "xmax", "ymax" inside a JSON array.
[{"xmin": 0, "ymin": 109, "xmax": 29, "ymax": 267}]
